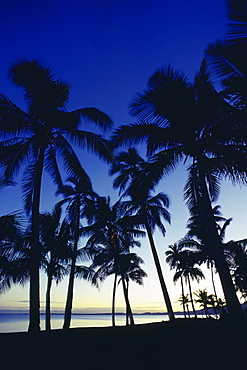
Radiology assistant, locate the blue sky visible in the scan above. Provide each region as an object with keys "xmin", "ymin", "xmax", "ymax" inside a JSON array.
[{"xmin": 1, "ymin": 0, "xmax": 246, "ymax": 314}]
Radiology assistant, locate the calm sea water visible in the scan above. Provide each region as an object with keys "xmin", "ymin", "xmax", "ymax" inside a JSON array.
[{"xmin": 0, "ymin": 313, "xmax": 176, "ymax": 333}]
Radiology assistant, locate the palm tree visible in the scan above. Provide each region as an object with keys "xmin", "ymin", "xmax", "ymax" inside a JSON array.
[
  {"xmin": 57, "ymin": 176, "xmax": 96, "ymax": 330},
  {"xmin": 0, "ymin": 60, "xmax": 112, "ymax": 331},
  {"xmin": 84, "ymin": 196, "xmax": 144, "ymax": 326},
  {"xmin": 173, "ymin": 250, "xmax": 205, "ymax": 318},
  {"xmin": 110, "ymin": 149, "xmax": 175, "ymax": 321},
  {"xmin": 165, "ymin": 243, "xmax": 188, "ymax": 317},
  {"xmin": 117, "ymin": 253, "xmax": 147, "ymax": 325},
  {"xmin": 112, "ymin": 59, "xmax": 244, "ymax": 316},
  {"xmin": 0, "ymin": 213, "xmax": 30, "ymax": 294},
  {"xmin": 39, "ymin": 208, "xmax": 71, "ymax": 331},
  {"xmin": 224, "ymin": 238, "xmax": 247, "ymax": 301},
  {"xmin": 205, "ymin": 1, "xmax": 247, "ymax": 99},
  {"xmin": 177, "ymin": 293, "xmax": 190, "ymax": 318},
  {"xmin": 194, "ymin": 289, "xmax": 212, "ymax": 317},
  {"xmin": 0, "ymin": 60, "xmax": 113, "ymax": 332}
]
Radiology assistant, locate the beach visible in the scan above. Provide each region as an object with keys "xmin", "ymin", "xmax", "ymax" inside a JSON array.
[{"xmin": 0, "ymin": 318, "xmax": 246, "ymax": 370}]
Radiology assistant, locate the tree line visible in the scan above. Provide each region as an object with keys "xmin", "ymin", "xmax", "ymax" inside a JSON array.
[{"xmin": 1, "ymin": 0, "xmax": 247, "ymax": 332}]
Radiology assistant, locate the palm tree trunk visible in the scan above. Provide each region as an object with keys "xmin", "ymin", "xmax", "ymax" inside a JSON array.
[
  {"xmin": 186, "ymin": 303, "xmax": 190, "ymax": 318},
  {"xmin": 126, "ymin": 278, "xmax": 129, "ymax": 326},
  {"xmin": 121, "ymin": 274, "xmax": 134, "ymax": 325},
  {"xmin": 198, "ymin": 167, "xmax": 242, "ymax": 316},
  {"xmin": 112, "ymin": 272, "xmax": 117, "ymax": 327},
  {"xmin": 145, "ymin": 218, "xmax": 175, "ymax": 321},
  {"xmin": 187, "ymin": 276, "xmax": 197, "ymax": 318},
  {"xmin": 181, "ymin": 276, "xmax": 186, "ymax": 318},
  {"xmin": 63, "ymin": 256, "xmax": 76, "ymax": 329},
  {"xmin": 211, "ymin": 262, "xmax": 218, "ymax": 301},
  {"xmin": 28, "ymin": 150, "xmax": 45, "ymax": 333},
  {"xmin": 45, "ymin": 268, "xmax": 53, "ymax": 331},
  {"xmin": 63, "ymin": 202, "xmax": 80, "ymax": 330}
]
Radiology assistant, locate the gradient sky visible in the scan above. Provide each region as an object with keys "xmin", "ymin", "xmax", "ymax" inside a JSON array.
[{"xmin": 1, "ymin": 0, "xmax": 246, "ymax": 314}]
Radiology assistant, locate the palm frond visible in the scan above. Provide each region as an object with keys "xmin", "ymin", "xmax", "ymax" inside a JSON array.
[
  {"xmin": 226, "ymin": 0, "xmax": 247, "ymax": 42},
  {"xmin": 72, "ymin": 107, "xmax": 113, "ymax": 131},
  {"xmin": 205, "ymin": 41, "xmax": 246, "ymax": 81},
  {"xmin": 44, "ymin": 146, "xmax": 63, "ymax": 189},
  {"xmin": 65, "ymin": 129, "xmax": 113, "ymax": 163}
]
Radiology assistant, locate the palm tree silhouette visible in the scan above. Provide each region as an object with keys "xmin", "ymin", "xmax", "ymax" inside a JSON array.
[
  {"xmin": 39, "ymin": 207, "xmax": 72, "ymax": 331},
  {"xmin": 206, "ymin": 1, "xmax": 247, "ymax": 105},
  {"xmin": 173, "ymin": 250, "xmax": 205, "ymax": 318},
  {"xmin": 84, "ymin": 196, "xmax": 144, "ymax": 325},
  {"xmin": 177, "ymin": 293, "xmax": 190, "ymax": 318},
  {"xmin": 165, "ymin": 243, "xmax": 189, "ymax": 318},
  {"xmin": 194, "ymin": 289, "xmax": 212, "ymax": 317},
  {"xmin": 110, "ymin": 149, "xmax": 175, "ymax": 321},
  {"xmin": 117, "ymin": 253, "xmax": 147, "ymax": 325},
  {"xmin": 224, "ymin": 238, "xmax": 247, "ymax": 301},
  {"xmin": 0, "ymin": 60, "xmax": 113, "ymax": 332},
  {"xmin": 57, "ymin": 176, "xmax": 96, "ymax": 330},
  {"xmin": 112, "ymin": 59, "xmax": 244, "ymax": 316},
  {"xmin": 0, "ymin": 213, "xmax": 30, "ymax": 294}
]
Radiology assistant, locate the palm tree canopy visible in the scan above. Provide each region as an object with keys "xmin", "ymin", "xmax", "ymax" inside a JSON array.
[{"xmin": 0, "ymin": 59, "xmax": 113, "ymax": 213}]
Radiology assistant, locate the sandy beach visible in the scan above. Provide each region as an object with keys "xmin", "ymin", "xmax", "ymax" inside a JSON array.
[{"xmin": 0, "ymin": 318, "xmax": 246, "ymax": 370}]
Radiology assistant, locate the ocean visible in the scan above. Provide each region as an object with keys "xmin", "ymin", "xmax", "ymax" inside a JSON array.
[{"xmin": 0, "ymin": 313, "xmax": 176, "ymax": 333}]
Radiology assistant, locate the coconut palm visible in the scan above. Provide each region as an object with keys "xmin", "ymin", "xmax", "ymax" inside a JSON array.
[
  {"xmin": 182, "ymin": 205, "xmax": 231, "ymax": 302},
  {"xmin": 112, "ymin": 59, "xmax": 244, "ymax": 316},
  {"xmin": 110, "ymin": 149, "xmax": 175, "ymax": 321},
  {"xmin": 84, "ymin": 196, "xmax": 145, "ymax": 326},
  {"xmin": 205, "ymin": 0, "xmax": 247, "ymax": 89},
  {"xmin": 0, "ymin": 213, "xmax": 30, "ymax": 294},
  {"xmin": 177, "ymin": 293, "xmax": 190, "ymax": 318},
  {"xmin": 0, "ymin": 60, "xmax": 113, "ymax": 332},
  {"xmin": 118, "ymin": 253, "xmax": 147, "ymax": 325},
  {"xmin": 194, "ymin": 289, "xmax": 212, "ymax": 317},
  {"xmin": 224, "ymin": 238, "xmax": 247, "ymax": 300},
  {"xmin": 56, "ymin": 176, "xmax": 97, "ymax": 330},
  {"xmin": 165, "ymin": 243, "xmax": 189, "ymax": 318},
  {"xmin": 39, "ymin": 208, "xmax": 72, "ymax": 331},
  {"xmin": 173, "ymin": 251, "xmax": 205, "ymax": 318}
]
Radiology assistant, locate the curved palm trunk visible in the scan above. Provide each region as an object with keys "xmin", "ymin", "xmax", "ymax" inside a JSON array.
[
  {"xmin": 125, "ymin": 278, "xmax": 129, "ymax": 326},
  {"xmin": 121, "ymin": 274, "xmax": 134, "ymax": 325},
  {"xmin": 187, "ymin": 276, "xmax": 197, "ymax": 318},
  {"xmin": 181, "ymin": 277, "xmax": 186, "ymax": 318},
  {"xmin": 63, "ymin": 256, "xmax": 76, "ymax": 329},
  {"xmin": 63, "ymin": 202, "xmax": 80, "ymax": 330},
  {"xmin": 112, "ymin": 272, "xmax": 117, "ymax": 326},
  {"xmin": 198, "ymin": 167, "xmax": 242, "ymax": 316},
  {"xmin": 28, "ymin": 149, "xmax": 45, "ymax": 333},
  {"xmin": 144, "ymin": 218, "xmax": 175, "ymax": 321},
  {"xmin": 45, "ymin": 267, "xmax": 53, "ymax": 331},
  {"xmin": 211, "ymin": 263, "xmax": 218, "ymax": 301}
]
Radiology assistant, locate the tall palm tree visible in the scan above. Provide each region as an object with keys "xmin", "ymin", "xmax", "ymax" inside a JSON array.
[
  {"xmin": 165, "ymin": 243, "xmax": 190, "ymax": 318},
  {"xmin": 110, "ymin": 149, "xmax": 175, "ymax": 321},
  {"xmin": 84, "ymin": 196, "xmax": 145, "ymax": 326},
  {"xmin": 117, "ymin": 253, "xmax": 147, "ymax": 325},
  {"xmin": 57, "ymin": 176, "xmax": 96, "ymax": 330},
  {"xmin": 112, "ymin": 60, "xmax": 244, "ymax": 316},
  {"xmin": 173, "ymin": 256, "xmax": 205, "ymax": 318},
  {"xmin": 39, "ymin": 208, "xmax": 72, "ymax": 331},
  {"xmin": 0, "ymin": 59, "xmax": 113, "ymax": 332}
]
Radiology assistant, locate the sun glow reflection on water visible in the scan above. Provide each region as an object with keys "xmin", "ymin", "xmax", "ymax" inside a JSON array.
[{"xmin": 0, "ymin": 313, "xmax": 174, "ymax": 333}]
